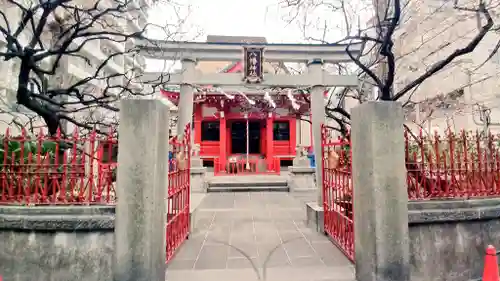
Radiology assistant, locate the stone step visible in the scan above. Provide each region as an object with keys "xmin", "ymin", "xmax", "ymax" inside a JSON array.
[
  {"xmin": 207, "ymin": 184, "xmax": 289, "ymax": 193},
  {"xmin": 206, "ymin": 174, "xmax": 290, "ymax": 192},
  {"xmin": 208, "ymin": 175, "xmax": 287, "ymax": 185},
  {"xmin": 208, "ymin": 180, "xmax": 288, "ymax": 187}
]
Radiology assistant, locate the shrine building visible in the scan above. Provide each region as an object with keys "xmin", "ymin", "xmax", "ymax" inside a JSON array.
[
  {"xmin": 145, "ymin": 35, "xmax": 360, "ymax": 176},
  {"xmin": 161, "ymin": 36, "xmax": 314, "ymax": 173}
]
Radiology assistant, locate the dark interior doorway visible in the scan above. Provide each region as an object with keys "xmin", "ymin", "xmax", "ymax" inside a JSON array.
[{"xmin": 231, "ymin": 120, "xmax": 261, "ymax": 154}]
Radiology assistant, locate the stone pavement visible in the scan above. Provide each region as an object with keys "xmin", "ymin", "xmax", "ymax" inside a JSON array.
[{"xmin": 167, "ymin": 192, "xmax": 355, "ymax": 281}]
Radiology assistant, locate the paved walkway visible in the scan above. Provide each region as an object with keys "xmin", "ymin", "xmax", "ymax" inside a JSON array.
[{"xmin": 167, "ymin": 192, "xmax": 354, "ymax": 281}]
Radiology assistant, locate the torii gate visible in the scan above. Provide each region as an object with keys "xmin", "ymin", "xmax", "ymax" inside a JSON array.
[{"xmin": 138, "ymin": 40, "xmax": 362, "ymax": 204}]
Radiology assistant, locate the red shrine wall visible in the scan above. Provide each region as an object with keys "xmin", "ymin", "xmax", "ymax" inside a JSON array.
[{"xmin": 194, "ymin": 103, "xmax": 297, "ymax": 164}]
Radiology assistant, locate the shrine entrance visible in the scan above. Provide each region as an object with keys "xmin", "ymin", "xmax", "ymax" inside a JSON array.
[
  {"xmin": 141, "ymin": 41, "xmax": 361, "ymax": 177},
  {"xmin": 139, "ymin": 37, "xmax": 361, "ymax": 269},
  {"xmin": 140, "ymin": 41, "xmax": 361, "ymax": 176},
  {"xmin": 230, "ymin": 120, "xmax": 262, "ymax": 155}
]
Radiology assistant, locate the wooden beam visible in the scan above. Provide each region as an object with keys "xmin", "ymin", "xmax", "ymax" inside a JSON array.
[
  {"xmin": 143, "ymin": 72, "xmax": 358, "ymax": 88},
  {"xmin": 138, "ymin": 40, "xmax": 363, "ymax": 63}
]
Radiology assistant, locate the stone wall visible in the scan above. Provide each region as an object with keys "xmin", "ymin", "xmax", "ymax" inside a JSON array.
[
  {"xmin": 0, "ymin": 206, "xmax": 115, "ymax": 281},
  {"xmin": 408, "ymin": 198, "xmax": 500, "ymax": 281}
]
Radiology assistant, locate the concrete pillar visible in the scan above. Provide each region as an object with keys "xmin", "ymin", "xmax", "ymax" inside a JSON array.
[
  {"xmin": 177, "ymin": 58, "xmax": 197, "ymax": 137},
  {"xmin": 351, "ymin": 101, "xmax": 409, "ymax": 281},
  {"xmin": 307, "ymin": 60, "xmax": 326, "ymax": 205},
  {"xmin": 114, "ymin": 99, "xmax": 170, "ymax": 281}
]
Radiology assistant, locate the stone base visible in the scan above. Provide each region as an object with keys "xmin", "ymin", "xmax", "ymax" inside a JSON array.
[
  {"xmin": 191, "ymin": 157, "xmax": 204, "ymax": 168},
  {"xmin": 306, "ymin": 202, "xmax": 324, "ymax": 233},
  {"xmin": 292, "ymin": 156, "xmax": 310, "ymax": 167},
  {"xmin": 288, "ymin": 166, "xmax": 316, "ymax": 192},
  {"xmin": 190, "ymin": 167, "xmax": 207, "ymax": 193}
]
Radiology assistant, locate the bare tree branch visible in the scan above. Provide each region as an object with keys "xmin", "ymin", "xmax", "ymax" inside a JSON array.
[
  {"xmin": 0, "ymin": 0, "xmax": 190, "ymax": 135},
  {"xmin": 281, "ymin": 0, "xmax": 496, "ymax": 135},
  {"xmin": 393, "ymin": 1, "xmax": 493, "ymax": 100}
]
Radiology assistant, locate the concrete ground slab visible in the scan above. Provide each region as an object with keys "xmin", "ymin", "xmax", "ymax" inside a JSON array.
[
  {"xmin": 167, "ymin": 191, "xmax": 354, "ymax": 281},
  {"xmin": 190, "ymin": 193, "xmax": 206, "ymax": 213}
]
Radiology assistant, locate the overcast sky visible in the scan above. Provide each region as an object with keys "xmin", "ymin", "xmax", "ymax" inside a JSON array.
[
  {"xmin": 148, "ymin": 0, "xmax": 305, "ymax": 43},
  {"xmin": 145, "ymin": 0, "xmax": 354, "ymax": 71}
]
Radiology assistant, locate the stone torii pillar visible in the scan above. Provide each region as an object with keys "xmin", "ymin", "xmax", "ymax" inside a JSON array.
[
  {"xmin": 177, "ymin": 57, "xmax": 205, "ymax": 171},
  {"xmin": 308, "ymin": 59, "xmax": 326, "ymax": 205},
  {"xmin": 177, "ymin": 58, "xmax": 197, "ymax": 137}
]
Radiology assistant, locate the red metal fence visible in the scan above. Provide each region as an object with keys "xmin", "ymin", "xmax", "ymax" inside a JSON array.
[
  {"xmin": 214, "ymin": 156, "xmax": 280, "ymax": 175},
  {"xmin": 322, "ymin": 125, "xmax": 500, "ymax": 263},
  {"xmin": 0, "ymin": 124, "xmax": 192, "ymax": 263},
  {"xmin": 0, "ymin": 128, "xmax": 117, "ymax": 205},
  {"xmin": 166, "ymin": 124, "xmax": 191, "ymax": 262},
  {"xmin": 405, "ymin": 129, "xmax": 500, "ymax": 199},
  {"xmin": 321, "ymin": 125, "xmax": 354, "ymax": 262}
]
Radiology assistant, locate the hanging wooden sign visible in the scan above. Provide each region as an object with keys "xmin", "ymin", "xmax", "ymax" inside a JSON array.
[
  {"xmin": 243, "ymin": 46, "xmax": 264, "ymax": 84},
  {"xmin": 176, "ymin": 150, "xmax": 188, "ymax": 171},
  {"xmin": 327, "ymin": 150, "xmax": 340, "ymax": 169}
]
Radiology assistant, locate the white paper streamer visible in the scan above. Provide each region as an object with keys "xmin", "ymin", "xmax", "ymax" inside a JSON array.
[
  {"xmin": 287, "ymin": 89, "xmax": 300, "ymax": 110},
  {"xmin": 264, "ymin": 91, "xmax": 276, "ymax": 108},
  {"xmin": 238, "ymin": 91, "xmax": 255, "ymax": 105},
  {"xmin": 217, "ymin": 87, "xmax": 235, "ymax": 99}
]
